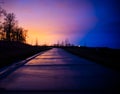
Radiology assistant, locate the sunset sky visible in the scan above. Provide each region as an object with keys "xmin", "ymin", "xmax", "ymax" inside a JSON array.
[{"xmin": 1, "ymin": 0, "xmax": 120, "ymax": 48}]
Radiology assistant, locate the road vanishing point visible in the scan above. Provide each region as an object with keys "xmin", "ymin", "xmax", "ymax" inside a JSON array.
[{"xmin": 0, "ymin": 48, "xmax": 120, "ymax": 93}]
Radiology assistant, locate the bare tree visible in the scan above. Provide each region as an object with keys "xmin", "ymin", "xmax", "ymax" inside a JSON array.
[
  {"xmin": 11, "ymin": 27, "xmax": 27, "ymax": 43},
  {"xmin": 3, "ymin": 13, "xmax": 16, "ymax": 41},
  {"xmin": 0, "ymin": 7, "xmax": 27, "ymax": 43},
  {"xmin": 0, "ymin": 7, "xmax": 6, "ymax": 40},
  {"xmin": 0, "ymin": 7, "xmax": 6, "ymax": 19},
  {"xmin": 17, "ymin": 27, "xmax": 27, "ymax": 43},
  {"xmin": 2, "ymin": 12, "xmax": 27, "ymax": 43}
]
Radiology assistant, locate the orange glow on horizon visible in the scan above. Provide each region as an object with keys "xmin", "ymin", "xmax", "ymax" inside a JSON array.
[
  {"xmin": 4, "ymin": 0, "xmax": 97, "ymax": 45},
  {"xmin": 26, "ymin": 29, "xmax": 69, "ymax": 45}
]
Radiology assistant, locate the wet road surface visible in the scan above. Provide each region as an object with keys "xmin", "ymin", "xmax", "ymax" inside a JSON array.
[{"xmin": 0, "ymin": 48, "xmax": 120, "ymax": 92}]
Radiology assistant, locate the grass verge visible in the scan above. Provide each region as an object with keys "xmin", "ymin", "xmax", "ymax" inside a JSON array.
[
  {"xmin": 0, "ymin": 41, "xmax": 51, "ymax": 69},
  {"xmin": 63, "ymin": 47, "xmax": 120, "ymax": 71}
]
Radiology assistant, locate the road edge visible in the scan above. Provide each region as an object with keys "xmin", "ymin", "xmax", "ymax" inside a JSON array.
[{"xmin": 0, "ymin": 50, "xmax": 47, "ymax": 79}]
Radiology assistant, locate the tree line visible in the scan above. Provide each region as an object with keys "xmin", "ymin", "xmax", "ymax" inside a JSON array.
[
  {"xmin": 53, "ymin": 39, "xmax": 74, "ymax": 47},
  {"xmin": 0, "ymin": 7, "xmax": 27, "ymax": 43}
]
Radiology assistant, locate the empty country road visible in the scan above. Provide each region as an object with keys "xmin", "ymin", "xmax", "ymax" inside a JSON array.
[{"xmin": 0, "ymin": 48, "xmax": 120, "ymax": 93}]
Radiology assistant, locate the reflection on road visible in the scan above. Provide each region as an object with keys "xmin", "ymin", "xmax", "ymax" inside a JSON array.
[{"xmin": 0, "ymin": 48, "xmax": 119, "ymax": 92}]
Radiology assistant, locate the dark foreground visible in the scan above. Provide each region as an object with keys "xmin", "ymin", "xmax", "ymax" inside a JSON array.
[
  {"xmin": 0, "ymin": 48, "xmax": 120, "ymax": 94},
  {"xmin": 0, "ymin": 41, "xmax": 51, "ymax": 68},
  {"xmin": 63, "ymin": 47, "xmax": 120, "ymax": 71}
]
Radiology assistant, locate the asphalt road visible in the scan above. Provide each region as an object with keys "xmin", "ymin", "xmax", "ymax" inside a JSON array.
[{"xmin": 0, "ymin": 48, "xmax": 120, "ymax": 93}]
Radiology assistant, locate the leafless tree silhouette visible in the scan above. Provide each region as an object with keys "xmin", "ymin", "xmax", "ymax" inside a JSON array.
[{"xmin": 0, "ymin": 7, "xmax": 27, "ymax": 43}]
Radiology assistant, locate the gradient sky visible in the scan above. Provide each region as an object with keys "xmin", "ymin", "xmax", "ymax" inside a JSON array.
[{"xmin": 1, "ymin": 0, "xmax": 120, "ymax": 48}]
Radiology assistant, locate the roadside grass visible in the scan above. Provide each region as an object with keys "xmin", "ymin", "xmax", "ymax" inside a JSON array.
[
  {"xmin": 63, "ymin": 46, "xmax": 120, "ymax": 71},
  {"xmin": 0, "ymin": 41, "xmax": 51, "ymax": 68}
]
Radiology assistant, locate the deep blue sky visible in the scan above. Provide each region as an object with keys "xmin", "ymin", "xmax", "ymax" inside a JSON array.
[{"xmin": 80, "ymin": 0, "xmax": 120, "ymax": 48}]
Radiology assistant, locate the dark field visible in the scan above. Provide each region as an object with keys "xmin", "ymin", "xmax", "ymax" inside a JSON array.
[
  {"xmin": 63, "ymin": 47, "xmax": 120, "ymax": 71},
  {"xmin": 0, "ymin": 41, "xmax": 51, "ymax": 69},
  {"xmin": 0, "ymin": 41, "xmax": 120, "ymax": 72}
]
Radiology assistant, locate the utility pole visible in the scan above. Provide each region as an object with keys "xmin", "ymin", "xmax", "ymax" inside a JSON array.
[{"xmin": 35, "ymin": 38, "xmax": 38, "ymax": 46}]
